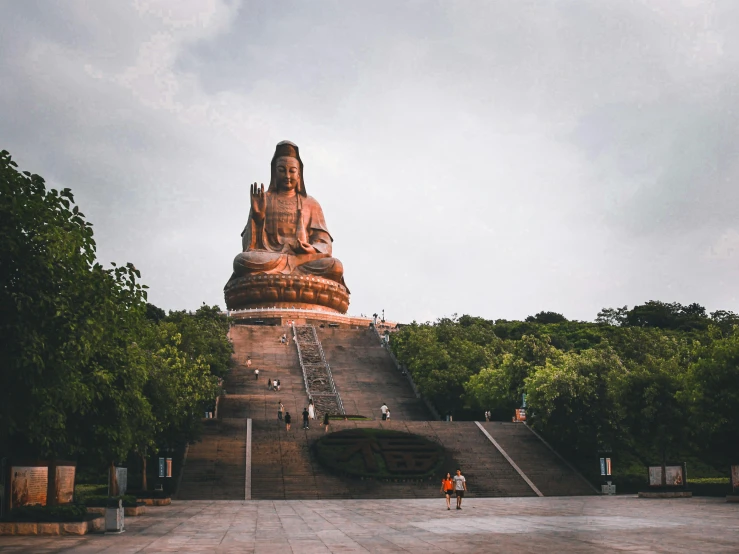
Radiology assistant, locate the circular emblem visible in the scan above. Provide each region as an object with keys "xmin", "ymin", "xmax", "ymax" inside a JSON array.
[{"xmin": 314, "ymin": 429, "xmax": 445, "ymax": 479}]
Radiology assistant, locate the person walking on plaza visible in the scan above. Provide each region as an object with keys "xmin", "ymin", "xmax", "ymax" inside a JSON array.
[
  {"xmin": 381, "ymin": 402, "xmax": 388, "ymax": 421},
  {"xmin": 453, "ymin": 469, "xmax": 467, "ymax": 509},
  {"xmin": 308, "ymin": 400, "xmax": 315, "ymax": 420},
  {"xmin": 277, "ymin": 379, "xmax": 281, "ymax": 391},
  {"xmin": 302, "ymin": 407, "xmax": 310, "ymax": 429},
  {"xmin": 441, "ymin": 472, "xmax": 454, "ymax": 510},
  {"xmin": 284, "ymin": 411, "xmax": 291, "ymax": 431},
  {"xmin": 485, "ymin": 410, "xmax": 491, "ymax": 422},
  {"xmin": 323, "ymin": 412, "xmax": 330, "ymax": 433},
  {"xmin": 247, "ymin": 356, "xmax": 252, "ymax": 369},
  {"xmin": 273, "ymin": 378, "xmax": 278, "ymax": 391},
  {"xmin": 278, "ymin": 401, "xmax": 284, "ymax": 422},
  {"xmin": 254, "ymin": 367, "xmax": 259, "ymax": 380}
]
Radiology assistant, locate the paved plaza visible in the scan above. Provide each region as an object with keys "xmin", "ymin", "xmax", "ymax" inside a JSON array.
[{"xmin": 0, "ymin": 496, "xmax": 736, "ymax": 553}]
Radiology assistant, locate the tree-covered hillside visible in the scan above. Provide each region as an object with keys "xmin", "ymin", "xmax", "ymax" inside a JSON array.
[{"xmin": 391, "ymin": 309, "xmax": 739, "ymax": 487}]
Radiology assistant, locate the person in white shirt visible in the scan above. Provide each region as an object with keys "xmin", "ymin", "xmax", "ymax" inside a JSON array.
[
  {"xmin": 308, "ymin": 400, "xmax": 315, "ymax": 420},
  {"xmin": 453, "ymin": 469, "xmax": 468, "ymax": 509},
  {"xmin": 381, "ymin": 403, "xmax": 388, "ymax": 421}
]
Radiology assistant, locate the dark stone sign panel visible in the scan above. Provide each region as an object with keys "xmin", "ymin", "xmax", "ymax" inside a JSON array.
[
  {"xmin": 4, "ymin": 461, "xmax": 77, "ymax": 511},
  {"xmin": 10, "ymin": 467, "xmax": 47, "ymax": 508},
  {"xmin": 315, "ymin": 429, "xmax": 446, "ymax": 479},
  {"xmin": 55, "ymin": 466, "xmax": 75, "ymax": 505}
]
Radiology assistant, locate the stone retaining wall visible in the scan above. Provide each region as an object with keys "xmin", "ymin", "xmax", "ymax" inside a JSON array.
[{"xmin": 0, "ymin": 516, "xmax": 104, "ymax": 536}]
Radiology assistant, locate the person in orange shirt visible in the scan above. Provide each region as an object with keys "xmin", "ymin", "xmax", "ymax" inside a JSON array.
[{"xmin": 440, "ymin": 472, "xmax": 454, "ymax": 510}]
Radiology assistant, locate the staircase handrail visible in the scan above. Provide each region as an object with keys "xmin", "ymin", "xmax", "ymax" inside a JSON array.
[
  {"xmin": 293, "ymin": 324, "xmax": 345, "ymax": 416},
  {"xmin": 309, "ymin": 325, "xmax": 345, "ymax": 415},
  {"xmin": 292, "ymin": 322, "xmax": 310, "ymax": 394},
  {"xmin": 309, "ymin": 325, "xmax": 344, "ymax": 413}
]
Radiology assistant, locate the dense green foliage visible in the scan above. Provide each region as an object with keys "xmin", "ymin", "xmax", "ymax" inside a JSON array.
[
  {"xmin": 392, "ymin": 309, "xmax": 739, "ymax": 484},
  {"xmin": 9, "ymin": 504, "xmax": 88, "ymax": 522},
  {"xmin": 0, "ymin": 150, "xmax": 232, "ymax": 492}
]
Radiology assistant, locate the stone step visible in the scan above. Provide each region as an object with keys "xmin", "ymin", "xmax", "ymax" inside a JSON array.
[
  {"xmin": 180, "ymin": 326, "xmax": 595, "ymax": 501},
  {"xmin": 317, "ymin": 327, "xmax": 430, "ymax": 420},
  {"xmin": 481, "ymin": 422, "xmax": 595, "ymax": 496},
  {"xmin": 177, "ymin": 418, "xmax": 246, "ymax": 500},
  {"xmin": 250, "ymin": 420, "xmax": 536, "ymax": 500}
]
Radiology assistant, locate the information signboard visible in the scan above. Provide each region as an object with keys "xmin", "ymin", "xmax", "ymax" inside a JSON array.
[
  {"xmin": 10, "ymin": 466, "xmax": 47, "ymax": 508},
  {"xmin": 648, "ymin": 465, "xmax": 685, "ymax": 487},
  {"xmin": 55, "ymin": 466, "xmax": 75, "ymax": 504}
]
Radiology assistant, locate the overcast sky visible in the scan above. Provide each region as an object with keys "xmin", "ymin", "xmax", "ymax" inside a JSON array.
[{"xmin": 2, "ymin": 0, "xmax": 738, "ymax": 323}]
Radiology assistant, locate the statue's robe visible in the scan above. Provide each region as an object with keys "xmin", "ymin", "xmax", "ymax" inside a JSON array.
[{"xmin": 233, "ymin": 192, "xmax": 346, "ymax": 287}]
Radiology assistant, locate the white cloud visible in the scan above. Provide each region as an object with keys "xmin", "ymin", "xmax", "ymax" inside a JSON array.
[{"xmin": 2, "ymin": 0, "xmax": 738, "ymax": 321}]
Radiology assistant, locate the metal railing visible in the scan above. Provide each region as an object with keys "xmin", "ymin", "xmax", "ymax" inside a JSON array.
[
  {"xmin": 291, "ymin": 322, "xmax": 310, "ymax": 396},
  {"xmin": 308, "ymin": 326, "xmax": 345, "ymax": 415},
  {"xmin": 292, "ymin": 323, "xmax": 345, "ymax": 415}
]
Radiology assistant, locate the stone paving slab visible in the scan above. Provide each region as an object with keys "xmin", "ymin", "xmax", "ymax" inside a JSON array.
[{"xmin": 0, "ymin": 497, "xmax": 737, "ymax": 553}]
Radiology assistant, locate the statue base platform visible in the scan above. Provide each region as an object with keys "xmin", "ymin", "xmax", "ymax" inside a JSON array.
[
  {"xmin": 224, "ymin": 273, "xmax": 350, "ymax": 313},
  {"xmin": 228, "ymin": 307, "xmax": 379, "ymax": 329}
]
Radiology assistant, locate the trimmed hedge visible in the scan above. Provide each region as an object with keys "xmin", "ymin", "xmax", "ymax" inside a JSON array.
[
  {"xmin": 688, "ymin": 477, "xmax": 730, "ymax": 485},
  {"xmin": 9, "ymin": 504, "xmax": 87, "ymax": 522}
]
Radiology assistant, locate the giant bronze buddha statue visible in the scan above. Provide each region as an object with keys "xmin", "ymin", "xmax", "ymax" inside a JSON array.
[{"xmin": 224, "ymin": 141, "xmax": 350, "ymax": 312}]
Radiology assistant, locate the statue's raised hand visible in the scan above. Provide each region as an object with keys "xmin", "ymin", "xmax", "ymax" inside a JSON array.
[{"xmin": 250, "ymin": 182, "xmax": 267, "ymax": 221}]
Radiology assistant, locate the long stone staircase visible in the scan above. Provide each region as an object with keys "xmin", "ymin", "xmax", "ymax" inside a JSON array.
[
  {"xmin": 178, "ymin": 325, "xmax": 309, "ymax": 500},
  {"xmin": 178, "ymin": 324, "xmax": 596, "ymax": 500},
  {"xmin": 317, "ymin": 327, "xmax": 430, "ymax": 420}
]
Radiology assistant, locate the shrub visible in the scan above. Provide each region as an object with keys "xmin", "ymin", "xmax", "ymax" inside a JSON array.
[
  {"xmin": 9, "ymin": 504, "xmax": 87, "ymax": 522},
  {"xmin": 687, "ymin": 477, "xmax": 730, "ymax": 485}
]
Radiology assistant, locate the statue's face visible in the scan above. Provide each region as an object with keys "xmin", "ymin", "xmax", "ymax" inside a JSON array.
[{"xmin": 275, "ymin": 156, "xmax": 300, "ymax": 192}]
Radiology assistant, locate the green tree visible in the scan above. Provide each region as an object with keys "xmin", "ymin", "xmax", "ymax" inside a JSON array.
[
  {"xmin": 0, "ymin": 150, "xmax": 152, "ymax": 497},
  {"xmin": 596, "ymin": 306, "xmax": 628, "ymax": 326},
  {"xmin": 685, "ymin": 330, "xmax": 739, "ymax": 466},
  {"xmin": 610, "ymin": 355, "xmax": 690, "ymax": 483},
  {"xmin": 525, "ymin": 311, "xmax": 567, "ymax": 324},
  {"xmin": 466, "ymin": 334, "xmax": 559, "ymax": 415},
  {"xmin": 524, "ymin": 347, "xmax": 623, "ymax": 453}
]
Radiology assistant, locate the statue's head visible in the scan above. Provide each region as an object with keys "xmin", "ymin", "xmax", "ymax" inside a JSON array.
[{"xmin": 269, "ymin": 140, "xmax": 306, "ymax": 196}]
